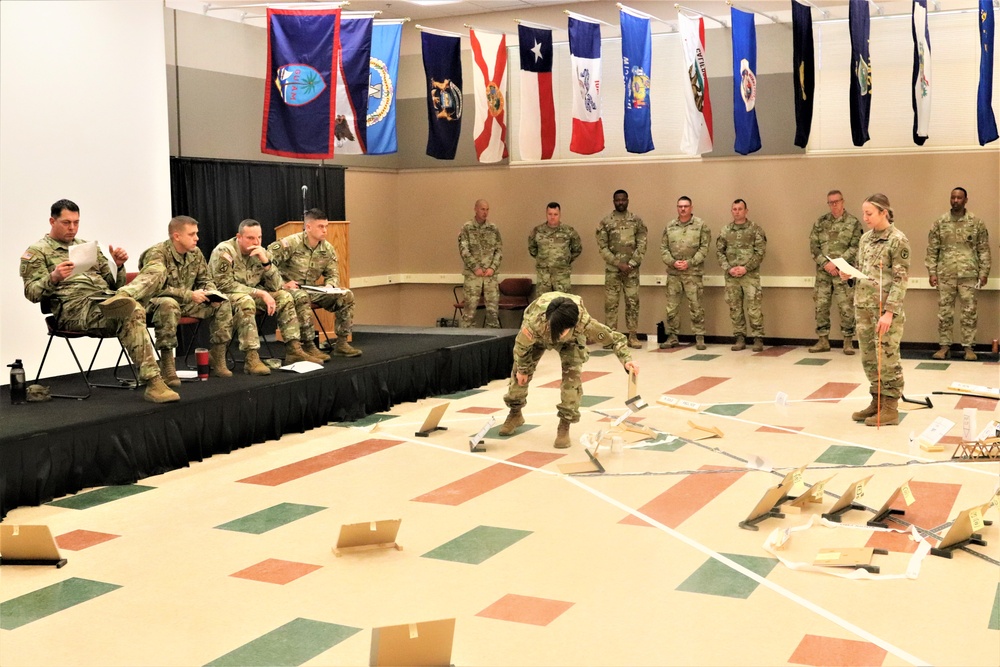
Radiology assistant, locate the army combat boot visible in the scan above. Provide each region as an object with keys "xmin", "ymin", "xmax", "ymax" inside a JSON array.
[
  {"xmin": 752, "ymin": 337, "xmax": 764, "ymax": 352},
  {"xmin": 808, "ymin": 336, "xmax": 830, "ymax": 353},
  {"xmin": 285, "ymin": 340, "xmax": 325, "ymax": 365},
  {"xmin": 659, "ymin": 334, "xmax": 679, "ymax": 349},
  {"xmin": 695, "ymin": 335, "xmax": 706, "ymax": 350},
  {"xmin": 852, "ymin": 394, "xmax": 879, "ymax": 422},
  {"xmin": 865, "ymin": 396, "xmax": 899, "ymax": 427},
  {"xmin": 243, "ymin": 349, "xmax": 271, "ymax": 376},
  {"xmin": 843, "ymin": 336, "xmax": 855, "ymax": 356},
  {"xmin": 731, "ymin": 335, "xmax": 746, "ymax": 351},
  {"xmin": 964, "ymin": 346, "xmax": 977, "ymax": 361},
  {"xmin": 158, "ymin": 349, "xmax": 181, "ymax": 388},
  {"xmin": 627, "ymin": 331, "xmax": 642, "ymax": 349},
  {"xmin": 332, "ymin": 338, "xmax": 363, "ymax": 357},
  {"xmin": 144, "ymin": 375, "xmax": 180, "ymax": 403},
  {"xmin": 98, "ymin": 293, "xmax": 139, "ymax": 321},
  {"xmin": 302, "ymin": 340, "xmax": 330, "ymax": 362},
  {"xmin": 210, "ymin": 344, "xmax": 232, "ymax": 378},
  {"xmin": 554, "ymin": 419, "xmax": 571, "ymax": 449},
  {"xmin": 498, "ymin": 409, "xmax": 524, "ymax": 436},
  {"xmin": 932, "ymin": 345, "xmax": 949, "ymax": 360}
]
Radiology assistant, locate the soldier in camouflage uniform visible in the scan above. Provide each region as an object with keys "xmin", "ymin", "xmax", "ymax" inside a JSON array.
[
  {"xmin": 138, "ymin": 215, "xmax": 234, "ymax": 387},
  {"xmin": 660, "ymin": 196, "xmax": 710, "ymax": 350},
  {"xmin": 716, "ymin": 199, "xmax": 767, "ymax": 352},
  {"xmin": 208, "ymin": 219, "xmax": 325, "ymax": 375},
  {"xmin": 596, "ymin": 189, "xmax": 646, "ymax": 349},
  {"xmin": 458, "ymin": 199, "xmax": 503, "ymax": 328},
  {"xmin": 267, "ymin": 208, "xmax": 361, "ymax": 359},
  {"xmin": 808, "ymin": 190, "xmax": 863, "ymax": 355},
  {"xmin": 840, "ymin": 193, "xmax": 909, "ymax": 427},
  {"xmin": 19, "ymin": 199, "xmax": 178, "ymax": 403},
  {"xmin": 498, "ymin": 292, "xmax": 640, "ymax": 448},
  {"xmin": 528, "ymin": 202, "xmax": 582, "ymax": 294},
  {"xmin": 925, "ymin": 187, "xmax": 992, "ymax": 361}
]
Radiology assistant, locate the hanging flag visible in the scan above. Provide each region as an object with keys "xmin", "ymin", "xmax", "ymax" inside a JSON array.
[
  {"xmin": 568, "ymin": 16, "xmax": 604, "ymax": 155},
  {"xmin": 678, "ymin": 14, "xmax": 714, "ymax": 155},
  {"xmin": 261, "ymin": 8, "xmax": 340, "ymax": 159},
  {"xmin": 791, "ymin": 1, "xmax": 815, "ymax": 149},
  {"xmin": 334, "ymin": 17, "xmax": 373, "ymax": 155},
  {"xmin": 978, "ymin": 0, "xmax": 999, "ymax": 145},
  {"xmin": 731, "ymin": 7, "xmax": 761, "ymax": 155},
  {"xmin": 620, "ymin": 8, "xmax": 654, "ymax": 154},
  {"xmin": 849, "ymin": 0, "xmax": 872, "ymax": 147},
  {"xmin": 421, "ymin": 31, "xmax": 463, "ymax": 160},
  {"xmin": 517, "ymin": 24, "xmax": 556, "ymax": 160},
  {"xmin": 911, "ymin": 0, "xmax": 931, "ymax": 145},
  {"xmin": 367, "ymin": 22, "xmax": 402, "ymax": 155},
  {"xmin": 469, "ymin": 28, "xmax": 509, "ymax": 163}
]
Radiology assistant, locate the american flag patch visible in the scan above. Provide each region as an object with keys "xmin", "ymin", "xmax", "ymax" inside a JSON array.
[
  {"xmin": 221, "ymin": 252, "xmax": 233, "ymax": 263},
  {"xmin": 21, "ymin": 250, "xmax": 33, "ymax": 261},
  {"xmin": 521, "ymin": 327, "xmax": 534, "ymax": 340}
]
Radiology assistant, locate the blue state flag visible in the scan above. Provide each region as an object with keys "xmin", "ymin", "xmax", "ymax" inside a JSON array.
[
  {"xmin": 334, "ymin": 17, "xmax": 372, "ymax": 155},
  {"xmin": 261, "ymin": 8, "xmax": 340, "ymax": 159},
  {"xmin": 422, "ymin": 32, "xmax": 463, "ymax": 160},
  {"xmin": 731, "ymin": 7, "xmax": 761, "ymax": 155},
  {"xmin": 791, "ymin": 1, "xmax": 815, "ymax": 148},
  {"xmin": 978, "ymin": 0, "xmax": 999, "ymax": 145},
  {"xmin": 367, "ymin": 22, "xmax": 402, "ymax": 155},
  {"xmin": 849, "ymin": 0, "xmax": 872, "ymax": 147},
  {"xmin": 620, "ymin": 9, "xmax": 653, "ymax": 154}
]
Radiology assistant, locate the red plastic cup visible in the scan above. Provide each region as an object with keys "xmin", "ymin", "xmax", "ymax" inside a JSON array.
[{"xmin": 196, "ymin": 348, "xmax": 209, "ymax": 380}]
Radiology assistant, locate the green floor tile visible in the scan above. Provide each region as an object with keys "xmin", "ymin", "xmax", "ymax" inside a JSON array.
[
  {"xmin": 990, "ymin": 583, "xmax": 1000, "ymax": 631},
  {"xmin": 795, "ymin": 357, "xmax": 830, "ymax": 366},
  {"xmin": 47, "ymin": 484, "xmax": 155, "ymax": 510},
  {"xmin": 589, "ymin": 349, "xmax": 614, "ymax": 357},
  {"xmin": 435, "ymin": 388, "xmax": 486, "ymax": 400},
  {"xmin": 422, "ymin": 525, "xmax": 532, "ymax": 565},
  {"xmin": 703, "ymin": 403, "xmax": 752, "ymax": 417},
  {"xmin": 0, "ymin": 578, "xmax": 121, "ymax": 630},
  {"xmin": 815, "ymin": 444, "xmax": 874, "ymax": 466},
  {"xmin": 684, "ymin": 354, "xmax": 720, "ymax": 361},
  {"xmin": 333, "ymin": 413, "xmax": 397, "ymax": 428},
  {"xmin": 205, "ymin": 618, "xmax": 362, "ymax": 667},
  {"xmin": 634, "ymin": 435, "xmax": 686, "ymax": 452},
  {"xmin": 215, "ymin": 503, "xmax": 326, "ymax": 535},
  {"xmin": 580, "ymin": 395, "xmax": 613, "ymax": 408},
  {"xmin": 676, "ymin": 553, "xmax": 778, "ymax": 599},
  {"xmin": 486, "ymin": 423, "xmax": 539, "ymax": 439},
  {"xmin": 916, "ymin": 362, "xmax": 950, "ymax": 371}
]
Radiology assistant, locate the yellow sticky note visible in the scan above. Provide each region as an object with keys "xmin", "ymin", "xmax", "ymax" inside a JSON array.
[
  {"xmin": 854, "ymin": 481, "xmax": 865, "ymax": 499},
  {"xmin": 370, "ymin": 521, "xmax": 377, "ymax": 531},
  {"xmin": 815, "ymin": 551, "xmax": 841, "ymax": 561},
  {"xmin": 792, "ymin": 471, "xmax": 803, "ymax": 487},
  {"xmin": 970, "ymin": 507, "xmax": 985, "ymax": 532},
  {"xmin": 900, "ymin": 483, "xmax": 915, "ymax": 506},
  {"xmin": 408, "ymin": 623, "xmax": 419, "ymax": 639},
  {"xmin": 811, "ymin": 482, "xmax": 826, "ymax": 500},
  {"xmin": 991, "ymin": 493, "xmax": 999, "ymax": 511}
]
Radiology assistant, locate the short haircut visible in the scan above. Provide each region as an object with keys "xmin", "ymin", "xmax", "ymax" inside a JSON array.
[
  {"xmin": 613, "ymin": 189, "xmax": 629, "ymax": 198},
  {"xmin": 546, "ymin": 202, "xmax": 561, "ymax": 211},
  {"xmin": 51, "ymin": 199, "xmax": 79, "ymax": 218},
  {"xmin": 677, "ymin": 196, "xmax": 692, "ymax": 205},
  {"xmin": 733, "ymin": 198, "xmax": 748, "ymax": 208},
  {"xmin": 168, "ymin": 215, "xmax": 198, "ymax": 236},
  {"xmin": 238, "ymin": 218, "xmax": 262, "ymax": 234},
  {"xmin": 545, "ymin": 297, "xmax": 580, "ymax": 338},
  {"xmin": 304, "ymin": 208, "xmax": 327, "ymax": 222},
  {"xmin": 864, "ymin": 193, "xmax": 894, "ymax": 222},
  {"xmin": 952, "ymin": 187, "xmax": 968, "ymax": 197},
  {"xmin": 827, "ymin": 190, "xmax": 843, "ymax": 198}
]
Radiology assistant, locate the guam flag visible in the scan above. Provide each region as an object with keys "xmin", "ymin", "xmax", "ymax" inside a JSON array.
[
  {"xmin": 792, "ymin": 1, "xmax": 815, "ymax": 148},
  {"xmin": 978, "ymin": 0, "xmax": 999, "ymax": 145},
  {"xmin": 568, "ymin": 16, "xmax": 604, "ymax": 155},
  {"xmin": 911, "ymin": 0, "xmax": 931, "ymax": 145},
  {"xmin": 849, "ymin": 0, "xmax": 872, "ymax": 147},
  {"xmin": 261, "ymin": 8, "xmax": 340, "ymax": 159},
  {"xmin": 518, "ymin": 24, "xmax": 556, "ymax": 160},
  {"xmin": 470, "ymin": 28, "xmax": 509, "ymax": 163},
  {"xmin": 422, "ymin": 31, "xmax": 463, "ymax": 160},
  {"xmin": 620, "ymin": 8, "xmax": 653, "ymax": 154},
  {"xmin": 678, "ymin": 14, "xmax": 713, "ymax": 155},
  {"xmin": 333, "ymin": 17, "xmax": 372, "ymax": 155},
  {"xmin": 367, "ymin": 22, "xmax": 402, "ymax": 155},
  {"xmin": 731, "ymin": 7, "xmax": 761, "ymax": 155}
]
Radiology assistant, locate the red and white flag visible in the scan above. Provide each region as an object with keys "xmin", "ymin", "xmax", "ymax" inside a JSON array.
[
  {"xmin": 678, "ymin": 14, "xmax": 714, "ymax": 155},
  {"xmin": 568, "ymin": 15, "xmax": 604, "ymax": 155},
  {"xmin": 470, "ymin": 28, "xmax": 509, "ymax": 162},
  {"xmin": 517, "ymin": 24, "xmax": 555, "ymax": 160}
]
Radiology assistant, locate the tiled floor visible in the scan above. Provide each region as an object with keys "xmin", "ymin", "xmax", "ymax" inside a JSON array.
[{"xmin": 2, "ymin": 340, "xmax": 998, "ymax": 666}]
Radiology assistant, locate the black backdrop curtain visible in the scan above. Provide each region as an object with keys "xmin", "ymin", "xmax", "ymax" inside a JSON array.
[{"xmin": 169, "ymin": 157, "xmax": 346, "ymax": 256}]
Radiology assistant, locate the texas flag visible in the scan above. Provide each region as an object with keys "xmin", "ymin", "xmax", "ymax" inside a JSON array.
[
  {"xmin": 517, "ymin": 24, "xmax": 555, "ymax": 160},
  {"xmin": 469, "ymin": 28, "xmax": 509, "ymax": 162},
  {"xmin": 568, "ymin": 15, "xmax": 604, "ymax": 155}
]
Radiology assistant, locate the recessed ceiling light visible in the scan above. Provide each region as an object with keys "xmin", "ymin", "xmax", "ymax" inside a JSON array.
[{"xmin": 407, "ymin": 1, "xmax": 462, "ymax": 6}]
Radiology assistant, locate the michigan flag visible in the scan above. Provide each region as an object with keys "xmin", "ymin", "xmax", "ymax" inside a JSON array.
[
  {"xmin": 911, "ymin": 0, "xmax": 931, "ymax": 146},
  {"xmin": 978, "ymin": 0, "xmax": 999, "ymax": 145},
  {"xmin": 518, "ymin": 24, "xmax": 555, "ymax": 160},
  {"xmin": 422, "ymin": 31, "xmax": 463, "ymax": 160},
  {"xmin": 470, "ymin": 28, "xmax": 509, "ymax": 163},
  {"xmin": 731, "ymin": 7, "xmax": 761, "ymax": 155},
  {"xmin": 620, "ymin": 8, "xmax": 653, "ymax": 154},
  {"xmin": 849, "ymin": 0, "xmax": 872, "ymax": 147},
  {"xmin": 568, "ymin": 15, "xmax": 604, "ymax": 155},
  {"xmin": 261, "ymin": 8, "xmax": 340, "ymax": 159},
  {"xmin": 367, "ymin": 22, "xmax": 401, "ymax": 155},
  {"xmin": 334, "ymin": 17, "xmax": 372, "ymax": 155},
  {"xmin": 792, "ymin": 1, "xmax": 815, "ymax": 148},
  {"xmin": 678, "ymin": 13, "xmax": 713, "ymax": 155}
]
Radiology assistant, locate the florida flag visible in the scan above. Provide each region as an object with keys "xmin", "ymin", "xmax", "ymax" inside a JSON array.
[
  {"xmin": 568, "ymin": 16, "xmax": 604, "ymax": 155},
  {"xmin": 518, "ymin": 24, "xmax": 555, "ymax": 160},
  {"xmin": 470, "ymin": 28, "xmax": 509, "ymax": 162},
  {"xmin": 678, "ymin": 14, "xmax": 713, "ymax": 155}
]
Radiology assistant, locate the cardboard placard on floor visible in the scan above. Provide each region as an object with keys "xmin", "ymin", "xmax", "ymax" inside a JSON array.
[
  {"xmin": 334, "ymin": 519, "xmax": 403, "ymax": 556},
  {"xmin": 557, "ymin": 448, "xmax": 605, "ymax": 475},
  {"xmin": 415, "ymin": 402, "xmax": 449, "ymax": 437},
  {"xmin": 0, "ymin": 525, "xmax": 67, "ymax": 568},
  {"xmin": 783, "ymin": 474, "xmax": 836, "ymax": 513},
  {"xmin": 369, "ymin": 617, "xmax": 455, "ymax": 666},
  {"xmin": 678, "ymin": 420, "xmax": 723, "ymax": 441}
]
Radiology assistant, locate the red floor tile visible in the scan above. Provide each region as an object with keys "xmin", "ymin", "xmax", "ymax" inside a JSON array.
[
  {"xmin": 540, "ymin": 371, "xmax": 609, "ymax": 388},
  {"xmin": 955, "ymin": 395, "xmax": 999, "ymax": 412},
  {"xmin": 620, "ymin": 465, "xmax": 747, "ymax": 528},
  {"xmin": 55, "ymin": 529, "xmax": 119, "ymax": 551},
  {"xmin": 458, "ymin": 406, "xmax": 503, "ymax": 414},
  {"xmin": 663, "ymin": 376, "xmax": 729, "ymax": 396},
  {"xmin": 752, "ymin": 345, "xmax": 795, "ymax": 357},
  {"xmin": 756, "ymin": 425, "xmax": 804, "ymax": 434},
  {"xmin": 789, "ymin": 634, "xmax": 887, "ymax": 666},
  {"xmin": 238, "ymin": 439, "xmax": 401, "ymax": 486},
  {"xmin": 230, "ymin": 558, "xmax": 322, "ymax": 585},
  {"xmin": 805, "ymin": 382, "xmax": 861, "ymax": 403},
  {"xmin": 865, "ymin": 481, "xmax": 962, "ymax": 553},
  {"xmin": 476, "ymin": 593, "xmax": 574, "ymax": 626},
  {"xmin": 412, "ymin": 451, "xmax": 565, "ymax": 506}
]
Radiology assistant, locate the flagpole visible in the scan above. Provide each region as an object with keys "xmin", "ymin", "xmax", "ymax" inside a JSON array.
[
  {"xmin": 205, "ymin": 1, "xmax": 349, "ymax": 10},
  {"xmin": 726, "ymin": 1, "xmax": 780, "ymax": 24},
  {"xmin": 674, "ymin": 4, "xmax": 728, "ymax": 28},
  {"xmin": 374, "ymin": 17, "xmax": 410, "ymax": 25},
  {"xmin": 415, "ymin": 24, "xmax": 463, "ymax": 38},
  {"xmin": 514, "ymin": 19, "xmax": 561, "ymax": 32},
  {"xmin": 616, "ymin": 3, "xmax": 677, "ymax": 31},
  {"xmin": 795, "ymin": 0, "xmax": 829, "ymax": 19},
  {"xmin": 464, "ymin": 24, "xmax": 506, "ymax": 35},
  {"xmin": 563, "ymin": 10, "xmax": 616, "ymax": 28},
  {"xmin": 242, "ymin": 9, "xmax": 379, "ymax": 21}
]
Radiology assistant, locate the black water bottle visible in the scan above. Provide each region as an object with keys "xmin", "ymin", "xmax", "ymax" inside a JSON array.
[{"xmin": 8, "ymin": 359, "xmax": 26, "ymax": 405}]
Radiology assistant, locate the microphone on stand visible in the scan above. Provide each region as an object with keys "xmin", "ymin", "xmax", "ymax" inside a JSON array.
[{"xmin": 301, "ymin": 185, "xmax": 308, "ymax": 219}]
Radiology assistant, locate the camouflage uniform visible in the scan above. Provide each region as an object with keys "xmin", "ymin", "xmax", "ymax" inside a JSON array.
[
  {"xmin": 267, "ymin": 231, "xmax": 355, "ymax": 340},
  {"xmin": 855, "ymin": 225, "xmax": 909, "ymax": 399},
  {"xmin": 208, "ymin": 237, "xmax": 300, "ymax": 351},
  {"xmin": 504, "ymin": 292, "xmax": 632, "ymax": 423},
  {"xmin": 20, "ymin": 235, "xmax": 165, "ymax": 380},
  {"xmin": 809, "ymin": 211, "xmax": 862, "ymax": 337},
  {"xmin": 528, "ymin": 222, "xmax": 582, "ymax": 294},
  {"xmin": 924, "ymin": 211, "xmax": 991, "ymax": 347},
  {"xmin": 458, "ymin": 219, "xmax": 503, "ymax": 328},
  {"xmin": 716, "ymin": 220, "xmax": 767, "ymax": 338},
  {"xmin": 138, "ymin": 240, "xmax": 233, "ymax": 350},
  {"xmin": 660, "ymin": 216, "xmax": 711, "ymax": 336},
  {"xmin": 596, "ymin": 210, "xmax": 647, "ymax": 330}
]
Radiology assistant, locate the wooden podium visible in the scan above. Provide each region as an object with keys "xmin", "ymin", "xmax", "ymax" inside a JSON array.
[{"xmin": 274, "ymin": 220, "xmax": 350, "ymax": 339}]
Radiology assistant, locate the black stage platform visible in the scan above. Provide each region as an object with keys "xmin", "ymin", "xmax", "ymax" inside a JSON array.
[{"xmin": 0, "ymin": 326, "xmax": 515, "ymax": 520}]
